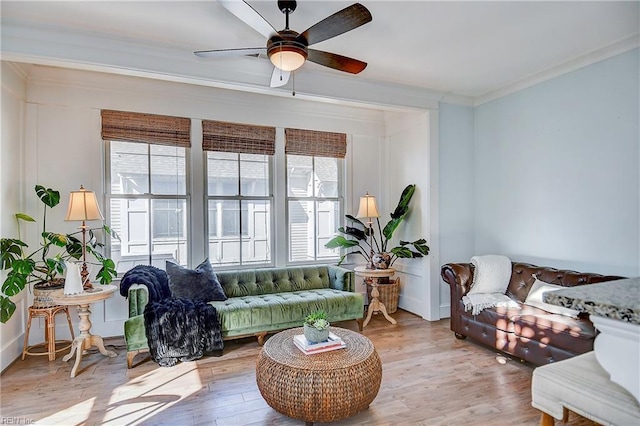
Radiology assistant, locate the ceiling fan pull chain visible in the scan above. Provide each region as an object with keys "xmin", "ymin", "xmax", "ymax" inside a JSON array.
[{"xmin": 292, "ymin": 71, "xmax": 296, "ymax": 96}]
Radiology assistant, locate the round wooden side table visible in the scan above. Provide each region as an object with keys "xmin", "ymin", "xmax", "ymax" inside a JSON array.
[
  {"xmin": 354, "ymin": 266, "xmax": 398, "ymax": 327},
  {"xmin": 256, "ymin": 327, "xmax": 382, "ymax": 425},
  {"xmin": 52, "ymin": 285, "xmax": 118, "ymax": 377}
]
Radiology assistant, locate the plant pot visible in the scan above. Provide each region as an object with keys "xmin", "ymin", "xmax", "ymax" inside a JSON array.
[
  {"xmin": 303, "ymin": 323, "xmax": 330, "ymax": 344},
  {"xmin": 33, "ymin": 279, "xmax": 65, "ymax": 308},
  {"xmin": 372, "ymin": 252, "xmax": 391, "ymax": 269}
]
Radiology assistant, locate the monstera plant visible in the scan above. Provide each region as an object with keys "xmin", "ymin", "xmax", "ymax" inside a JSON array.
[
  {"xmin": 325, "ymin": 184, "xmax": 429, "ymax": 268},
  {"xmin": 0, "ymin": 185, "xmax": 118, "ymax": 323}
]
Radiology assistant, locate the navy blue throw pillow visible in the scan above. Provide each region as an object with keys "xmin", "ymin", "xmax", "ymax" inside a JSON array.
[{"xmin": 166, "ymin": 259, "xmax": 227, "ymax": 302}]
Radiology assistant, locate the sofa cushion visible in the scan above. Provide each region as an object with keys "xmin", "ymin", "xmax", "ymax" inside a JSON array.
[
  {"xmin": 167, "ymin": 259, "xmax": 227, "ymax": 302},
  {"xmin": 209, "ymin": 288, "xmax": 364, "ymax": 337},
  {"xmin": 459, "ymin": 300, "xmax": 519, "ymax": 333},
  {"xmin": 217, "ymin": 266, "xmax": 330, "ymax": 297},
  {"xmin": 512, "ymin": 307, "xmax": 595, "ymax": 354},
  {"xmin": 524, "ymin": 277, "xmax": 580, "ymax": 318}
]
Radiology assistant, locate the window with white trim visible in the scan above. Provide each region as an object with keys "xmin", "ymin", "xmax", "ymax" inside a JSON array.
[
  {"xmin": 285, "ymin": 128, "xmax": 345, "ymax": 263},
  {"xmin": 203, "ymin": 120, "xmax": 275, "ymax": 267},
  {"xmin": 102, "ymin": 110, "xmax": 190, "ymax": 273}
]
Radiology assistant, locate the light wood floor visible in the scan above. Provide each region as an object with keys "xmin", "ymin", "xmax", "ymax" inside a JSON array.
[{"xmin": 1, "ymin": 310, "xmax": 598, "ymax": 426}]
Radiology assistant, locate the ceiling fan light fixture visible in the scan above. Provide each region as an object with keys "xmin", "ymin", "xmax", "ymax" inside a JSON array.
[{"xmin": 268, "ymin": 43, "xmax": 307, "ymax": 71}]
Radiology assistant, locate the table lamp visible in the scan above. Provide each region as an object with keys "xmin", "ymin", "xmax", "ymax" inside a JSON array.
[
  {"xmin": 65, "ymin": 185, "xmax": 103, "ymax": 289},
  {"xmin": 355, "ymin": 192, "xmax": 380, "ymax": 269}
]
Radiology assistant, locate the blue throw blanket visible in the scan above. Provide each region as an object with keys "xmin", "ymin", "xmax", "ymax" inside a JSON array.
[
  {"xmin": 144, "ymin": 298, "xmax": 223, "ymax": 367},
  {"xmin": 120, "ymin": 265, "xmax": 172, "ymax": 303}
]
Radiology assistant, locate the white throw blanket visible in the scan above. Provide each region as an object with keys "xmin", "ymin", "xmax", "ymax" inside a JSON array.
[
  {"xmin": 462, "ymin": 255, "xmax": 519, "ymax": 315},
  {"xmin": 462, "ymin": 293, "xmax": 520, "ymax": 315}
]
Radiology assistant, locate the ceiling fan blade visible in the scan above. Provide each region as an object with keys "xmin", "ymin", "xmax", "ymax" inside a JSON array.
[
  {"xmin": 270, "ymin": 68, "xmax": 291, "ymax": 88},
  {"xmin": 194, "ymin": 47, "xmax": 267, "ymax": 58},
  {"xmin": 299, "ymin": 3, "xmax": 372, "ymax": 46},
  {"xmin": 219, "ymin": 0, "xmax": 277, "ymax": 39},
  {"xmin": 307, "ymin": 49, "xmax": 367, "ymax": 74}
]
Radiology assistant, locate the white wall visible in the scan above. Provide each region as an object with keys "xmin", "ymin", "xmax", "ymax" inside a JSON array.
[
  {"xmin": 437, "ymin": 102, "xmax": 475, "ymax": 315},
  {"xmin": 382, "ymin": 110, "xmax": 440, "ymax": 320},
  {"xmin": 474, "ymin": 49, "xmax": 640, "ymax": 277},
  {"xmin": 1, "ymin": 63, "xmax": 27, "ymax": 371}
]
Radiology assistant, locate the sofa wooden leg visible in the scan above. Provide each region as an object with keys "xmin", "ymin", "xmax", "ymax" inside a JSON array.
[
  {"xmin": 539, "ymin": 412, "xmax": 555, "ymax": 426},
  {"xmin": 257, "ymin": 333, "xmax": 267, "ymax": 346},
  {"xmin": 356, "ymin": 318, "xmax": 363, "ymax": 332},
  {"xmin": 454, "ymin": 332, "xmax": 466, "ymax": 340},
  {"xmin": 127, "ymin": 351, "xmax": 138, "ymax": 369}
]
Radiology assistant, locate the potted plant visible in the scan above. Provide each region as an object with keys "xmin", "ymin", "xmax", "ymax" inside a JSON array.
[
  {"xmin": 325, "ymin": 184, "xmax": 430, "ymax": 269},
  {"xmin": 303, "ymin": 310, "xmax": 330, "ymax": 343},
  {"xmin": 0, "ymin": 185, "xmax": 118, "ymax": 323}
]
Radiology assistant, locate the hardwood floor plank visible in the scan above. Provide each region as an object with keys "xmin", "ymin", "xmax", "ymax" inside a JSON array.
[{"xmin": 1, "ymin": 310, "xmax": 598, "ymax": 425}]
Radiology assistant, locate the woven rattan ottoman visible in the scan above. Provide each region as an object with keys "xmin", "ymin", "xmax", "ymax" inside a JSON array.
[{"xmin": 256, "ymin": 327, "xmax": 382, "ymax": 425}]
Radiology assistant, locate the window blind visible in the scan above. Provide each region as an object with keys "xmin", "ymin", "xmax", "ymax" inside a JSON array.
[
  {"xmin": 285, "ymin": 128, "xmax": 347, "ymax": 159},
  {"xmin": 202, "ymin": 120, "xmax": 276, "ymax": 155},
  {"xmin": 101, "ymin": 110, "xmax": 191, "ymax": 147}
]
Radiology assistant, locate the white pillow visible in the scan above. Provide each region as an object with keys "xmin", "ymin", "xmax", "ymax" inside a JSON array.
[
  {"xmin": 524, "ymin": 277, "xmax": 580, "ymax": 318},
  {"xmin": 468, "ymin": 255, "xmax": 512, "ymax": 295}
]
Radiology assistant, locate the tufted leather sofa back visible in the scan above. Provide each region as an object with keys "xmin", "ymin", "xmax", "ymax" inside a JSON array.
[{"xmin": 507, "ymin": 262, "xmax": 624, "ymax": 302}]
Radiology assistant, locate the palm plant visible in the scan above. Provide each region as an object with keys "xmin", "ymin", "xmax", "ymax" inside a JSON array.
[
  {"xmin": 0, "ymin": 185, "xmax": 118, "ymax": 323},
  {"xmin": 325, "ymin": 184, "xmax": 429, "ymax": 267}
]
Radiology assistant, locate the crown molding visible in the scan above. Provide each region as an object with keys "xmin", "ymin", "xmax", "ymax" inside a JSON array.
[
  {"xmin": 1, "ymin": 21, "xmax": 442, "ymax": 112},
  {"xmin": 474, "ymin": 35, "xmax": 640, "ymax": 106}
]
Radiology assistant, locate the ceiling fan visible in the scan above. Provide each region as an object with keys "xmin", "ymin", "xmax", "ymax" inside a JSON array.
[{"xmin": 195, "ymin": 0, "xmax": 372, "ymax": 88}]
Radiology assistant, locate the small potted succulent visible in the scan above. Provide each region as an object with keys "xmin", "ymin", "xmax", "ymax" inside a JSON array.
[{"xmin": 303, "ymin": 310, "xmax": 330, "ymax": 344}]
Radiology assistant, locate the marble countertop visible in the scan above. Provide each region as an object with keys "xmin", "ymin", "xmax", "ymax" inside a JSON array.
[{"xmin": 543, "ymin": 277, "xmax": 640, "ymax": 324}]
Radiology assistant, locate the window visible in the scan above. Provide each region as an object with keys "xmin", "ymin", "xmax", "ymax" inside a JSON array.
[
  {"xmin": 102, "ymin": 110, "xmax": 190, "ymax": 273},
  {"xmin": 285, "ymin": 128, "xmax": 346, "ymax": 263},
  {"xmin": 203, "ymin": 120, "xmax": 275, "ymax": 267},
  {"xmin": 103, "ymin": 112, "xmax": 347, "ymax": 272}
]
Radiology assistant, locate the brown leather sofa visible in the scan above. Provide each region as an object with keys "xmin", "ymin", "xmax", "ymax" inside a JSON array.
[{"xmin": 441, "ymin": 262, "xmax": 623, "ymax": 366}]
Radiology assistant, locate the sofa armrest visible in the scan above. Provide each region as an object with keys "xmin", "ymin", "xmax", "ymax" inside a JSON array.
[
  {"xmin": 441, "ymin": 263, "xmax": 475, "ymax": 298},
  {"xmin": 441, "ymin": 263, "xmax": 475, "ymax": 335},
  {"xmin": 128, "ymin": 284, "xmax": 150, "ymax": 317},
  {"xmin": 327, "ymin": 265, "xmax": 355, "ymax": 292}
]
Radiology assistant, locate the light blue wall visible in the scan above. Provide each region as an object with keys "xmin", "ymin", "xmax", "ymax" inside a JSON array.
[
  {"xmin": 473, "ymin": 49, "xmax": 639, "ymax": 276},
  {"xmin": 438, "ymin": 103, "xmax": 475, "ymax": 267}
]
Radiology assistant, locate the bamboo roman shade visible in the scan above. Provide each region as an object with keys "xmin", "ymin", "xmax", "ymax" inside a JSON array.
[
  {"xmin": 101, "ymin": 110, "xmax": 191, "ymax": 147},
  {"xmin": 202, "ymin": 120, "xmax": 276, "ymax": 155},
  {"xmin": 285, "ymin": 128, "xmax": 347, "ymax": 159}
]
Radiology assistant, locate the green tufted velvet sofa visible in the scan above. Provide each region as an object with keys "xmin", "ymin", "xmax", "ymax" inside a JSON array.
[{"xmin": 124, "ymin": 264, "xmax": 363, "ymax": 368}]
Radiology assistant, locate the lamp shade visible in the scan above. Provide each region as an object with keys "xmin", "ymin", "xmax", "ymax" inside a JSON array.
[
  {"xmin": 65, "ymin": 186, "xmax": 103, "ymax": 222},
  {"xmin": 355, "ymin": 192, "xmax": 380, "ymax": 219}
]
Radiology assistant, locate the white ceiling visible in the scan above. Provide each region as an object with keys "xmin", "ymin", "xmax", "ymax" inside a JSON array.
[{"xmin": 2, "ymin": 1, "xmax": 639, "ymax": 107}]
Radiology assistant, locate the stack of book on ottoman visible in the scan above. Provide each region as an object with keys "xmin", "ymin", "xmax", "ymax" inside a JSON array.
[{"xmin": 293, "ymin": 332, "xmax": 346, "ymax": 355}]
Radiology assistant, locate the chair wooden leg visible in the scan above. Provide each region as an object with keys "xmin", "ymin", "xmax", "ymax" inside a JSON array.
[
  {"xmin": 64, "ymin": 307, "xmax": 75, "ymax": 340},
  {"xmin": 22, "ymin": 311, "xmax": 34, "ymax": 360},
  {"xmin": 561, "ymin": 407, "xmax": 569, "ymax": 423},
  {"xmin": 46, "ymin": 312, "xmax": 56, "ymax": 361},
  {"xmin": 540, "ymin": 412, "xmax": 555, "ymax": 426},
  {"xmin": 356, "ymin": 318, "xmax": 363, "ymax": 332}
]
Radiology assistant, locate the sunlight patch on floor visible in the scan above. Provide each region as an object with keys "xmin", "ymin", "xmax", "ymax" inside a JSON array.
[
  {"xmin": 37, "ymin": 397, "xmax": 96, "ymax": 425},
  {"xmin": 103, "ymin": 366, "xmax": 203, "ymax": 425}
]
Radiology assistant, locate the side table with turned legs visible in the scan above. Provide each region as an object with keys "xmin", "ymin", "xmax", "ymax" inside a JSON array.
[
  {"xmin": 52, "ymin": 285, "xmax": 118, "ymax": 377},
  {"xmin": 354, "ymin": 266, "xmax": 397, "ymax": 327}
]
